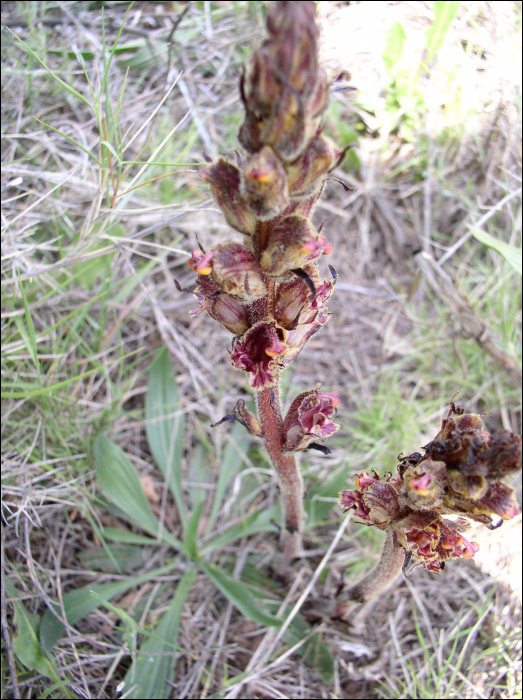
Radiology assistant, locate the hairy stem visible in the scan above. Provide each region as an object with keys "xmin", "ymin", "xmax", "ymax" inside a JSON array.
[
  {"xmin": 256, "ymin": 378, "xmax": 304, "ymax": 562},
  {"xmin": 347, "ymin": 528, "xmax": 405, "ymax": 603}
]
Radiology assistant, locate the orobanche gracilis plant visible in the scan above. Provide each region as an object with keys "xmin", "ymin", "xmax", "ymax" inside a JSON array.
[
  {"xmin": 181, "ymin": 1, "xmax": 344, "ymax": 568},
  {"xmin": 181, "ymin": 1, "xmax": 522, "ymax": 591}
]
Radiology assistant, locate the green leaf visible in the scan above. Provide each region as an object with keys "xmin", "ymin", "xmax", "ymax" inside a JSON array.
[
  {"xmin": 383, "ymin": 22, "xmax": 406, "ymax": 72},
  {"xmin": 40, "ymin": 559, "xmax": 180, "ymax": 653},
  {"xmin": 425, "ymin": 1, "xmax": 460, "ymax": 63},
  {"xmin": 305, "ymin": 466, "xmax": 349, "ymax": 527},
  {"xmin": 469, "ymin": 227, "xmax": 522, "ymax": 275},
  {"xmin": 95, "ymin": 432, "xmax": 162, "ymax": 537},
  {"xmin": 5, "ymin": 580, "xmax": 61, "ymax": 683},
  {"xmin": 202, "ymin": 504, "xmax": 280, "ymax": 555},
  {"xmin": 188, "ymin": 442, "xmax": 212, "ymax": 510},
  {"xmin": 200, "ymin": 562, "xmax": 282, "ymax": 628},
  {"xmin": 206, "ymin": 422, "xmax": 251, "ymax": 535},
  {"xmin": 146, "ymin": 347, "xmax": 187, "ymax": 528},
  {"xmin": 122, "ymin": 568, "xmax": 196, "ymax": 699},
  {"xmin": 6, "ymin": 28, "xmax": 95, "ymax": 112},
  {"xmin": 183, "ymin": 501, "xmax": 204, "ymax": 560}
]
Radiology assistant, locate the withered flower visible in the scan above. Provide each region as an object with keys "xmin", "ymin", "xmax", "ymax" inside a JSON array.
[{"xmin": 338, "ymin": 400, "xmax": 522, "ymax": 604}]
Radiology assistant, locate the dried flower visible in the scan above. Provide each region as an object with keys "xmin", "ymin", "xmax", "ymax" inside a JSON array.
[{"xmin": 338, "ymin": 400, "xmax": 522, "ymax": 603}]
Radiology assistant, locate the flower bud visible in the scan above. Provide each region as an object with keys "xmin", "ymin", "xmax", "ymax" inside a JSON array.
[
  {"xmin": 274, "ymin": 277, "xmax": 311, "ymax": 329},
  {"xmin": 282, "ymin": 386, "xmax": 339, "ymax": 452},
  {"xmin": 283, "ymin": 311, "xmax": 329, "ymax": 363},
  {"xmin": 238, "ymin": 2, "xmax": 329, "ymax": 161},
  {"xmin": 229, "ymin": 321, "xmax": 287, "ymax": 389},
  {"xmin": 210, "ymin": 243, "xmax": 266, "ymax": 303},
  {"xmin": 199, "ymin": 159, "xmax": 256, "ymax": 235},
  {"xmin": 241, "ymin": 146, "xmax": 289, "ymax": 220}
]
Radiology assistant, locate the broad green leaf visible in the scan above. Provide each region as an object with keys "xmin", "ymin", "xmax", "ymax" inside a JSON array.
[
  {"xmin": 425, "ymin": 1, "xmax": 460, "ymax": 63},
  {"xmin": 201, "ymin": 562, "xmax": 282, "ymax": 628},
  {"xmin": 383, "ymin": 22, "xmax": 406, "ymax": 72},
  {"xmin": 183, "ymin": 501, "xmax": 204, "ymax": 560},
  {"xmin": 188, "ymin": 442, "xmax": 211, "ymax": 510},
  {"xmin": 146, "ymin": 348, "xmax": 187, "ymax": 528},
  {"xmin": 202, "ymin": 504, "xmax": 280, "ymax": 555},
  {"xmin": 206, "ymin": 422, "xmax": 251, "ymax": 535},
  {"xmin": 95, "ymin": 432, "xmax": 162, "ymax": 537},
  {"xmin": 305, "ymin": 466, "xmax": 349, "ymax": 527},
  {"xmin": 122, "ymin": 568, "xmax": 196, "ymax": 699},
  {"xmin": 5, "ymin": 580, "xmax": 61, "ymax": 684},
  {"xmin": 40, "ymin": 558, "xmax": 180, "ymax": 653},
  {"xmin": 469, "ymin": 227, "xmax": 522, "ymax": 275}
]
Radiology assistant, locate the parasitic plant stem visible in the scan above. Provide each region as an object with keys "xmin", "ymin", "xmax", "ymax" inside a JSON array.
[{"xmin": 257, "ymin": 380, "xmax": 303, "ymax": 561}]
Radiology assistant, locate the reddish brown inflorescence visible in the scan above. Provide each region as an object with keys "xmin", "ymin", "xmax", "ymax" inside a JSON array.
[
  {"xmin": 183, "ymin": 2, "xmax": 343, "ymax": 563},
  {"xmin": 338, "ymin": 400, "xmax": 522, "ymax": 603}
]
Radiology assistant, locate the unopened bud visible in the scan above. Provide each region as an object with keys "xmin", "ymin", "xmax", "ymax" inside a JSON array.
[{"xmin": 287, "ymin": 135, "xmax": 347, "ymax": 198}]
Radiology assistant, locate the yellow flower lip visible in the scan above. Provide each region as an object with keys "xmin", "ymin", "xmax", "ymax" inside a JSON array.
[
  {"xmin": 196, "ymin": 266, "xmax": 213, "ymax": 275},
  {"xmin": 246, "ymin": 167, "xmax": 272, "ymax": 183},
  {"xmin": 409, "ymin": 473, "xmax": 431, "ymax": 495},
  {"xmin": 265, "ymin": 345, "xmax": 288, "ymax": 358}
]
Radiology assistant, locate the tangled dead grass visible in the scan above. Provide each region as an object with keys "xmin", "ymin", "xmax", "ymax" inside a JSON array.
[{"xmin": 2, "ymin": 2, "xmax": 521, "ymax": 698}]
